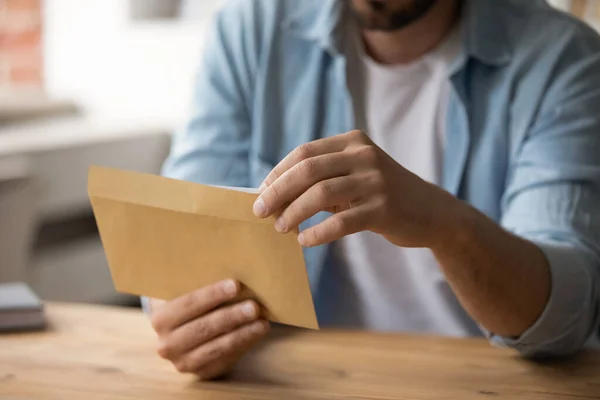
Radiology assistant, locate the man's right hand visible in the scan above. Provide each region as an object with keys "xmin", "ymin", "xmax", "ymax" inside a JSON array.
[{"xmin": 149, "ymin": 280, "xmax": 270, "ymax": 380}]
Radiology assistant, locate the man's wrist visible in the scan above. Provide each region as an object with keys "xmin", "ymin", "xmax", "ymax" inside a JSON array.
[{"xmin": 427, "ymin": 190, "xmax": 476, "ymax": 256}]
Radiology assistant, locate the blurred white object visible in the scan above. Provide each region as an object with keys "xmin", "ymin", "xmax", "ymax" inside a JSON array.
[
  {"xmin": 128, "ymin": 0, "xmax": 223, "ymax": 20},
  {"xmin": 129, "ymin": 0, "xmax": 179, "ymax": 20},
  {"xmin": 180, "ymin": 0, "xmax": 224, "ymax": 20}
]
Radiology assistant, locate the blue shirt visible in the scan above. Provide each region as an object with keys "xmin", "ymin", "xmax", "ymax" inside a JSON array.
[{"xmin": 160, "ymin": 0, "xmax": 600, "ymax": 357}]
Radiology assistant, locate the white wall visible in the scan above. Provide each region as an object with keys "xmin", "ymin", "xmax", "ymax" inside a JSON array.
[{"xmin": 43, "ymin": 0, "xmax": 222, "ymax": 124}]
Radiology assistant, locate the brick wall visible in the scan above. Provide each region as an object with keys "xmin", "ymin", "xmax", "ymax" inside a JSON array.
[{"xmin": 0, "ymin": 0, "xmax": 43, "ymax": 95}]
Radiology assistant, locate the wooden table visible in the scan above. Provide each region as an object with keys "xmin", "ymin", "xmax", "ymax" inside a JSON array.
[{"xmin": 1, "ymin": 303, "xmax": 599, "ymax": 399}]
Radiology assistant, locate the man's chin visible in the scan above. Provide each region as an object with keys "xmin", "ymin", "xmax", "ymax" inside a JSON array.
[
  {"xmin": 356, "ymin": 14, "xmax": 395, "ymax": 32},
  {"xmin": 350, "ymin": 0, "xmax": 439, "ymax": 32}
]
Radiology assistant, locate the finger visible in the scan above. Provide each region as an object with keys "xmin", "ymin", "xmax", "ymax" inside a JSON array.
[
  {"xmin": 274, "ymin": 174, "xmax": 371, "ymax": 233},
  {"xmin": 298, "ymin": 204, "xmax": 373, "ymax": 247},
  {"xmin": 259, "ymin": 134, "xmax": 351, "ymax": 192},
  {"xmin": 254, "ymin": 152, "xmax": 353, "ymax": 218},
  {"xmin": 194, "ymin": 356, "xmax": 237, "ymax": 381},
  {"xmin": 173, "ymin": 319, "xmax": 270, "ymax": 374},
  {"xmin": 149, "ymin": 298, "xmax": 166, "ymax": 314},
  {"xmin": 157, "ymin": 300, "xmax": 260, "ymax": 360},
  {"xmin": 151, "ymin": 280, "xmax": 240, "ymax": 333}
]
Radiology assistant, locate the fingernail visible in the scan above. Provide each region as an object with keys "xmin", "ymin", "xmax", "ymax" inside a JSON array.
[
  {"xmin": 222, "ymin": 280, "xmax": 238, "ymax": 296},
  {"xmin": 241, "ymin": 302, "xmax": 256, "ymax": 318},
  {"xmin": 298, "ymin": 232, "xmax": 306, "ymax": 246},
  {"xmin": 253, "ymin": 197, "xmax": 267, "ymax": 217},
  {"xmin": 250, "ymin": 320, "xmax": 267, "ymax": 334},
  {"xmin": 258, "ymin": 182, "xmax": 267, "ymax": 193},
  {"xmin": 274, "ymin": 217, "xmax": 287, "ymax": 233}
]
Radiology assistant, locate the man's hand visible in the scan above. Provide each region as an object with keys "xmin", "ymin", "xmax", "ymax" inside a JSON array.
[
  {"xmin": 253, "ymin": 130, "xmax": 459, "ymax": 249},
  {"xmin": 150, "ymin": 280, "xmax": 270, "ymax": 380}
]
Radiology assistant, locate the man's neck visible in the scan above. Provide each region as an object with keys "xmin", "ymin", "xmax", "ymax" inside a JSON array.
[{"xmin": 362, "ymin": 0, "xmax": 462, "ymax": 65}]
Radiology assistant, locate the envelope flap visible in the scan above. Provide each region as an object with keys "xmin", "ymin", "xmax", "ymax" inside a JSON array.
[{"xmin": 88, "ymin": 166, "xmax": 270, "ymax": 225}]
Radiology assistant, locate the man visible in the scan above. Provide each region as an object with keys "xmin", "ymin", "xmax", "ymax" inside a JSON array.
[{"xmin": 146, "ymin": 0, "xmax": 600, "ymax": 379}]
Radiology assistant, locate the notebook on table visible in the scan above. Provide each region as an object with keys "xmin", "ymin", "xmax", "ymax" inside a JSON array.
[{"xmin": 0, "ymin": 282, "xmax": 45, "ymax": 332}]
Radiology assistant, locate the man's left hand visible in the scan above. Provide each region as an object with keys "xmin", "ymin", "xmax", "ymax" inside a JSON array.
[{"xmin": 253, "ymin": 130, "xmax": 461, "ymax": 248}]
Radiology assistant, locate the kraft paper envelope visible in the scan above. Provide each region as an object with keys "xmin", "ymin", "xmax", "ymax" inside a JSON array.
[{"xmin": 88, "ymin": 166, "xmax": 318, "ymax": 329}]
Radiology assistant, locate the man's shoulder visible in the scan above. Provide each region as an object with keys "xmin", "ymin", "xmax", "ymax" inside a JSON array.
[{"xmin": 503, "ymin": 0, "xmax": 600, "ymax": 60}]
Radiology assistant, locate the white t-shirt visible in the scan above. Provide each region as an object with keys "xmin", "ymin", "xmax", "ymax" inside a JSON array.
[{"xmin": 331, "ymin": 23, "xmax": 476, "ymax": 336}]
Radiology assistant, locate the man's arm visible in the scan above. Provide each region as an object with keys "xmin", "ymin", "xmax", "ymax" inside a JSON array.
[
  {"xmin": 253, "ymin": 42, "xmax": 600, "ymax": 354},
  {"xmin": 428, "ymin": 195, "xmax": 553, "ymax": 339},
  {"xmin": 427, "ymin": 36, "xmax": 600, "ymax": 350},
  {"xmin": 424, "ymin": 30, "xmax": 600, "ymax": 355},
  {"xmin": 431, "ymin": 198, "xmax": 597, "ymax": 356},
  {"xmin": 474, "ymin": 49, "xmax": 600, "ymax": 356}
]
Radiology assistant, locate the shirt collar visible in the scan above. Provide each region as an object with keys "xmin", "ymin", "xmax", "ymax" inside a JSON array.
[
  {"xmin": 460, "ymin": 0, "xmax": 512, "ymax": 67},
  {"xmin": 282, "ymin": 0, "xmax": 517, "ymax": 67},
  {"xmin": 281, "ymin": 0, "xmax": 346, "ymax": 55}
]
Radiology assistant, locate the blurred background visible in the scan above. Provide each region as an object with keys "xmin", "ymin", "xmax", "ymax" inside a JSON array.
[{"xmin": 0, "ymin": 0, "xmax": 598, "ymax": 307}]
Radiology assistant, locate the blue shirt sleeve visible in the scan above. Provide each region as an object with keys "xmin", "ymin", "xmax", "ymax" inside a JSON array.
[
  {"xmin": 494, "ymin": 47, "xmax": 600, "ymax": 357},
  {"xmin": 161, "ymin": 0, "xmax": 260, "ymax": 187}
]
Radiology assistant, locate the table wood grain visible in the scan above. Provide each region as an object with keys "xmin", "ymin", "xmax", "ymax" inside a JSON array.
[{"xmin": 1, "ymin": 303, "xmax": 599, "ymax": 399}]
